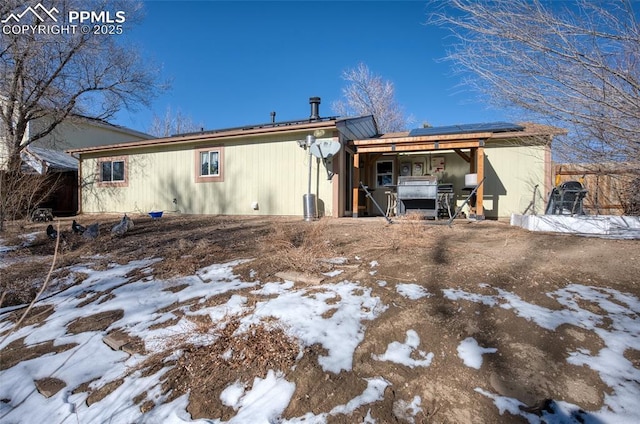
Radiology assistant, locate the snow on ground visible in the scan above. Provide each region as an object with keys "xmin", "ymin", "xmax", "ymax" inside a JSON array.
[
  {"xmin": 396, "ymin": 283, "xmax": 431, "ymax": 300},
  {"xmin": 0, "ymin": 232, "xmax": 41, "ymax": 268},
  {"xmin": 372, "ymin": 330, "xmax": 434, "ymax": 368},
  {"xmin": 369, "ymin": 260, "xmax": 378, "ymax": 276},
  {"xmin": 0, "ymin": 246, "xmax": 639, "ymax": 423},
  {"xmin": 0, "ymin": 256, "xmax": 391, "ymax": 423},
  {"xmin": 445, "ymin": 283, "xmax": 640, "ymax": 423},
  {"xmin": 456, "ymin": 337, "xmax": 497, "ymax": 369},
  {"xmin": 0, "ymin": 232, "xmax": 38, "ymax": 254}
]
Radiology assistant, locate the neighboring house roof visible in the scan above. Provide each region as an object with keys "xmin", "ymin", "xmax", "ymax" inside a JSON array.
[
  {"xmin": 67, "ymin": 115, "xmax": 378, "ymax": 155},
  {"xmin": 21, "ymin": 146, "xmax": 78, "ymax": 174},
  {"xmin": 69, "ymin": 114, "xmax": 155, "ymax": 140}
]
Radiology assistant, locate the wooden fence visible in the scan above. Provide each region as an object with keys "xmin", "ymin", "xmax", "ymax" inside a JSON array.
[{"xmin": 554, "ymin": 163, "xmax": 639, "ymax": 215}]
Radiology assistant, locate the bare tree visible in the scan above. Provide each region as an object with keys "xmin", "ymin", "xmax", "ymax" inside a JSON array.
[
  {"xmin": 426, "ymin": 0, "xmax": 640, "ymax": 166},
  {"xmin": 0, "ymin": 0, "xmax": 164, "ymax": 229},
  {"xmin": 332, "ymin": 63, "xmax": 408, "ymax": 133},
  {"xmin": 149, "ymin": 106, "xmax": 203, "ymax": 137}
]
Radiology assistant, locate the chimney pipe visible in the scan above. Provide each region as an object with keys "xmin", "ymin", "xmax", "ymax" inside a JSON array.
[
  {"xmin": 309, "ymin": 97, "xmax": 321, "ymax": 121},
  {"xmin": 270, "ymin": 111, "xmax": 276, "ymax": 123}
]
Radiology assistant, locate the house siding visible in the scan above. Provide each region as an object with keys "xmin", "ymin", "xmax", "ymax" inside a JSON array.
[
  {"xmin": 363, "ymin": 144, "xmax": 548, "ymax": 219},
  {"xmin": 80, "ymin": 134, "xmax": 336, "ymax": 216},
  {"xmin": 27, "ymin": 118, "xmax": 150, "ymax": 150},
  {"xmin": 483, "ymin": 144, "xmax": 549, "ymax": 218}
]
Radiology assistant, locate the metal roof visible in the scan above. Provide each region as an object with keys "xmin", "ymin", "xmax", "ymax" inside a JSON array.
[
  {"xmin": 22, "ymin": 146, "xmax": 78, "ymax": 173},
  {"xmin": 408, "ymin": 122, "xmax": 524, "ymax": 137},
  {"xmin": 176, "ymin": 116, "xmax": 340, "ymax": 138},
  {"xmin": 336, "ymin": 115, "xmax": 378, "ymax": 141}
]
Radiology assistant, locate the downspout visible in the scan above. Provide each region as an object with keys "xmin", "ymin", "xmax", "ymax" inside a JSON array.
[{"xmin": 76, "ymin": 154, "xmax": 82, "ymax": 214}]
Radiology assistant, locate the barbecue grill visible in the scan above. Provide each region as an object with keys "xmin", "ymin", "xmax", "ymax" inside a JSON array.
[{"xmin": 396, "ymin": 176, "xmax": 439, "ymax": 217}]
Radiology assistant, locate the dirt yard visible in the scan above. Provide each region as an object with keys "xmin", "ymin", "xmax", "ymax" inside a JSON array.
[{"xmin": 0, "ymin": 213, "xmax": 638, "ymax": 423}]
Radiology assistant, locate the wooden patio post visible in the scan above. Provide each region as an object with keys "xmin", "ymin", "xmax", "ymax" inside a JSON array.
[
  {"xmin": 476, "ymin": 146, "xmax": 485, "ymax": 219},
  {"xmin": 352, "ymin": 152, "xmax": 360, "ymax": 217}
]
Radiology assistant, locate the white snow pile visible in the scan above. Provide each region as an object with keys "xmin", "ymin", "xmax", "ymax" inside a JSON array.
[
  {"xmin": 396, "ymin": 283, "xmax": 431, "ymax": 300},
  {"xmin": 372, "ymin": 330, "xmax": 434, "ymax": 368},
  {"xmin": 445, "ymin": 283, "xmax": 640, "ymax": 423},
  {"xmin": 457, "ymin": 337, "xmax": 497, "ymax": 369}
]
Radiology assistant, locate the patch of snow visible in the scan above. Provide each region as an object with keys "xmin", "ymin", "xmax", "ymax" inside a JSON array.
[
  {"xmin": 396, "ymin": 283, "xmax": 431, "ymax": 300},
  {"xmin": 476, "ymin": 388, "xmax": 606, "ymax": 424},
  {"xmin": 251, "ymin": 280, "xmax": 294, "ymax": 295},
  {"xmin": 322, "ymin": 269, "xmax": 344, "ymax": 277},
  {"xmin": 0, "ymin": 231, "xmax": 39, "ymax": 253},
  {"xmin": 372, "ymin": 330, "xmax": 434, "ymax": 368},
  {"xmin": 457, "ymin": 337, "xmax": 497, "ymax": 369},
  {"xmin": 239, "ymin": 281, "xmax": 387, "ymax": 373},
  {"xmin": 227, "ymin": 370, "xmax": 295, "ymax": 423},
  {"xmin": 474, "ymin": 388, "xmax": 535, "ymax": 420},
  {"xmin": 329, "ymin": 377, "xmax": 389, "ymax": 415},
  {"xmin": 220, "ymin": 381, "xmax": 245, "ymax": 407},
  {"xmin": 323, "ymin": 257, "xmax": 348, "ymax": 265},
  {"xmin": 447, "ymin": 284, "xmax": 640, "ymax": 423},
  {"xmin": 393, "ymin": 396, "xmax": 423, "ymax": 424}
]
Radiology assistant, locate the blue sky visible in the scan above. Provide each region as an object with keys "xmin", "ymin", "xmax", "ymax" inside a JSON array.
[{"xmin": 115, "ymin": 1, "xmax": 510, "ymax": 134}]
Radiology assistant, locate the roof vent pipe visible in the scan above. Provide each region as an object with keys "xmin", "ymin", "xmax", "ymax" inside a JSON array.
[
  {"xmin": 309, "ymin": 97, "xmax": 321, "ymax": 121},
  {"xmin": 270, "ymin": 111, "xmax": 276, "ymax": 123}
]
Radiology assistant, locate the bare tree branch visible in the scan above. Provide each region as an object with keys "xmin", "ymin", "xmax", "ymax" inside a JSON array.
[
  {"xmin": 149, "ymin": 106, "xmax": 203, "ymax": 137},
  {"xmin": 332, "ymin": 63, "xmax": 408, "ymax": 133},
  {"xmin": 426, "ymin": 0, "xmax": 640, "ymax": 165},
  {"xmin": 0, "ymin": 0, "xmax": 165, "ymax": 168}
]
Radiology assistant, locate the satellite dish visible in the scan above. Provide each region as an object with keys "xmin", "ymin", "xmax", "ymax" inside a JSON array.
[{"xmin": 310, "ymin": 140, "xmax": 341, "ymax": 159}]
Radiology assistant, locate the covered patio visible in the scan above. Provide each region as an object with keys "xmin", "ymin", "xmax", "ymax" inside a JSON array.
[{"xmin": 349, "ymin": 123, "xmax": 560, "ymax": 220}]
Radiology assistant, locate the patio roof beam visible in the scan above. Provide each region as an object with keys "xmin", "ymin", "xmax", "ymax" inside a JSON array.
[
  {"xmin": 353, "ymin": 132, "xmax": 493, "ymax": 146},
  {"xmin": 355, "ymin": 140, "xmax": 484, "ymax": 154},
  {"xmin": 454, "ymin": 149, "xmax": 471, "ymax": 163}
]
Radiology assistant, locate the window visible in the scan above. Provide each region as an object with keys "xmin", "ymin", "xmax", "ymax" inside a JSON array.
[
  {"xmin": 98, "ymin": 157, "xmax": 127, "ymax": 187},
  {"xmin": 376, "ymin": 160, "xmax": 394, "ymax": 187},
  {"xmin": 195, "ymin": 146, "xmax": 224, "ymax": 183},
  {"xmin": 200, "ymin": 151, "xmax": 219, "ymax": 177},
  {"xmin": 101, "ymin": 160, "xmax": 125, "ymax": 182}
]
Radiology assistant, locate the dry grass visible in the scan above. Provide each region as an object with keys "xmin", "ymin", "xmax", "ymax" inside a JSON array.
[
  {"xmin": 257, "ymin": 220, "xmax": 336, "ymax": 274},
  {"xmin": 131, "ymin": 316, "xmax": 300, "ymax": 419}
]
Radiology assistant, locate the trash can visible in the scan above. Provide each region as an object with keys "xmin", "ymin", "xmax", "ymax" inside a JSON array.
[{"xmin": 303, "ymin": 193, "xmax": 317, "ymax": 221}]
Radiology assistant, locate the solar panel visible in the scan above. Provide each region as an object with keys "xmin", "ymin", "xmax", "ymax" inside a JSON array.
[{"xmin": 408, "ymin": 122, "xmax": 524, "ymax": 137}]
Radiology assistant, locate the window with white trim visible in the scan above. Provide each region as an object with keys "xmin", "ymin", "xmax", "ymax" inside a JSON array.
[
  {"xmin": 199, "ymin": 150, "xmax": 219, "ymax": 177},
  {"xmin": 195, "ymin": 146, "xmax": 224, "ymax": 183}
]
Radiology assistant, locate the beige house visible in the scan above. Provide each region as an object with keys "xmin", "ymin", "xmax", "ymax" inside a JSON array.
[
  {"xmin": 69, "ymin": 108, "xmax": 378, "ymax": 217},
  {"xmin": 69, "ymin": 100, "xmax": 565, "ymax": 220}
]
